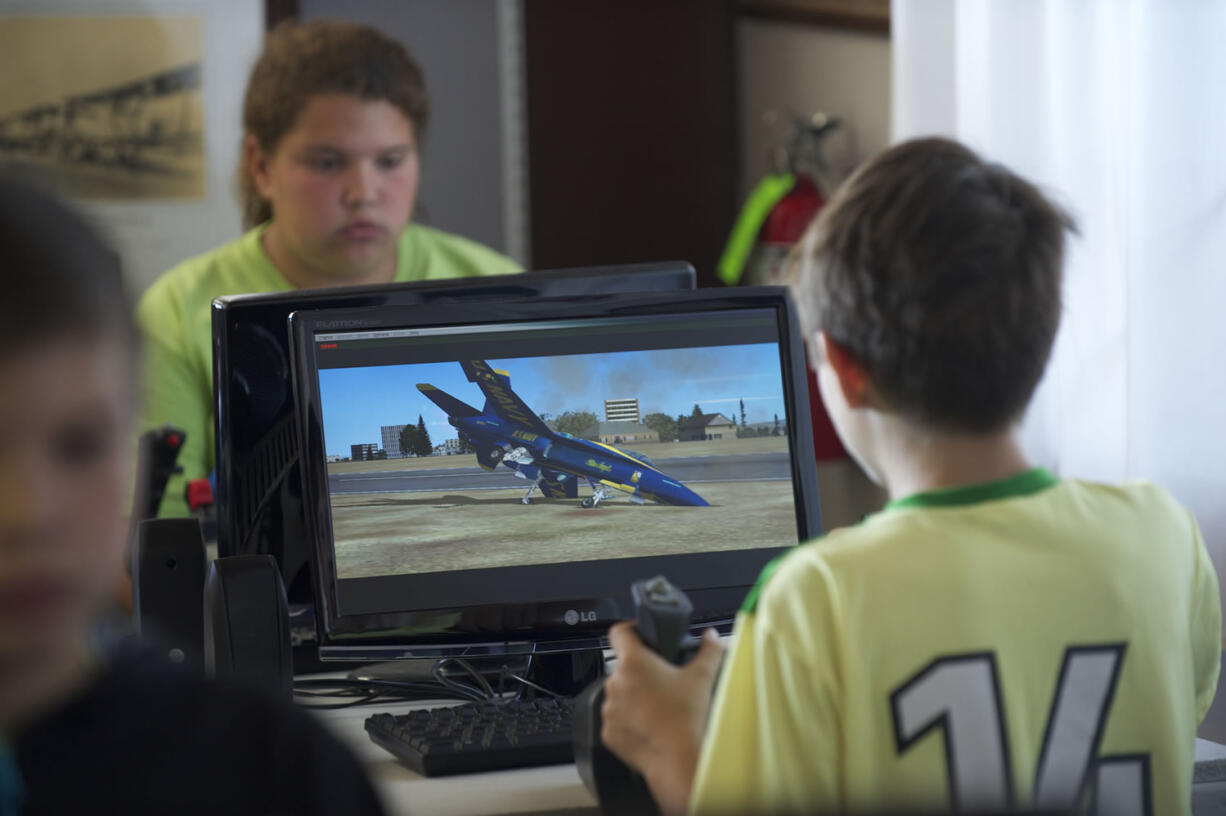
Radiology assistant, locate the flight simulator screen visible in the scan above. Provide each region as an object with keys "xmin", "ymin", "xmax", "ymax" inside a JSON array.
[{"xmin": 311, "ymin": 310, "xmax": 800, "ymax": 583}]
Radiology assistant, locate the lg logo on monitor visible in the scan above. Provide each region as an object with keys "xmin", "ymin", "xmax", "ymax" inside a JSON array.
[{"xmin": 565, "ymin": 609, "xmax": 597, "ymax": 626}]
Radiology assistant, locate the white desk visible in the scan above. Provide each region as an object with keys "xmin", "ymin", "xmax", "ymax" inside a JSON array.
[
  {"xmin": 314, "ymin": 701, "xmax": 600, "ymax": 816},
  {"xmin": 1195, "ymin": 737, "xmax": 1226, "ymax": 816},
  {"xmin": 314, "ymin": 697, "xmax": 1226, "ymax": 816}
]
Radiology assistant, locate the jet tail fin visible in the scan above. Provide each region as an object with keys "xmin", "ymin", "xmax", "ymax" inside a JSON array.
[
  {"xmin": 461, "ymin": 360, "xmax": 553, "ymax": 435},
  {"xmin": 417, "ymin": 384, "xmax": 480, "ymax": 418}
]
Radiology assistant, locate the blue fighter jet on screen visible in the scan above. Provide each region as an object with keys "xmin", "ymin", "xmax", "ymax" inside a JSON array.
[{"xmin": 417, "ymin": 360, "xmax": 709, "ymax": 509}]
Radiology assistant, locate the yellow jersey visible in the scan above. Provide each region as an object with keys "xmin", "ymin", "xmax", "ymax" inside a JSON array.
[{"xmin": 690, "ymin": 469, "xmax": 1220, "ymax": 815}]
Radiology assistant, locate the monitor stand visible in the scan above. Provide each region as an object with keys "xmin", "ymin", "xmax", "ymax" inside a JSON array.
[{"xmin": 519, "ymin": 648, "xmax": 606, "ymax": 697}]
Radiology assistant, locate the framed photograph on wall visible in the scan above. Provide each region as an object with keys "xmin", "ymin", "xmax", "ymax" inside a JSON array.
[
  {"xmin": 0, "ymin": 16, "xmax": 206, "ymax": 200},
  {"xmin": 0, "ymin": 0, "xmax": 262, "ymax": 292}
]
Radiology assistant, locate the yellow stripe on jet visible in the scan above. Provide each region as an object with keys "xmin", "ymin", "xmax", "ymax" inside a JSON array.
[
  {"xmin": 587, "ymin": 440, "xmax": 660, "ymax": 472},
  {"xmin": 598, "ymin": 479, "xmax": 637, "ymax": 495}
]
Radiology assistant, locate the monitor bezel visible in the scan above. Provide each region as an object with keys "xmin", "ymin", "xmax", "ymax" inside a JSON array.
[
  {"xmin": 210, "ymin": 262, "xmax": 697, "ymax": 601},
  {"xmin": 290, "ymin": 287, "xmax": 820, "ymax": 658}
]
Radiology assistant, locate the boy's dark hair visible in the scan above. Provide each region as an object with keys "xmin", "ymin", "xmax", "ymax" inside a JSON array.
[
  {"xmin": 0, "ymin": 176, "xmax": 134, "ymax": 353},
  {"xmin": 789, "ymin": 137, "xmax": 1076, "ymax": 433},
  {"xmin": 239, "ymin": 19, "xmax": 429, "ymax": 229}
]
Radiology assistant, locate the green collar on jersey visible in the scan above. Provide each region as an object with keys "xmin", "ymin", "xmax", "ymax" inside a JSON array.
[
  {"xmin": 740, "ymin": 551, "xmax": 790, "ymax": 615},
  {"xmin": 885, "ymin": 467, "xmax": 1059, "ymax": 511}
]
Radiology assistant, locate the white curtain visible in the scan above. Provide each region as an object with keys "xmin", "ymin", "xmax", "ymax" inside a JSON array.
[{"xmin": 892, "ymin": 0, "xmax": 1226, "ymax": 601}]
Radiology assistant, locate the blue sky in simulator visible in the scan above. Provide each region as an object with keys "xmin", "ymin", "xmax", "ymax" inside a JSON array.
[{"xmin": 318, "ymin": 344, "xmax": 787, "ymax": 458}]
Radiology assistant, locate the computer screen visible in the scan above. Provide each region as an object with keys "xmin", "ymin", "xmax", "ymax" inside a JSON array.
[
  {"xmin": 291, "ymin": 288, "xmax": 821, "ymax": 669},
  {"xmin": 211, "ymin": 262, "xmax": 696, "ymax": 605}
]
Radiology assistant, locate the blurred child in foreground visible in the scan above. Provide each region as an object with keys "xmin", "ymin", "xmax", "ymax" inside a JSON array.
[{"xmin": 0, "ymin": 178, "xmax": 385, "ymax": 815}]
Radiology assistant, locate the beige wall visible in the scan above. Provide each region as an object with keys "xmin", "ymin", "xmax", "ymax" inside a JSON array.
[
  {"xmin": 737, "ymin": 17, "xmax": 891, "ymax": 527},
  {"xmin": 737, "ymin": 18, "xmax": 891, "ymax": 199}
]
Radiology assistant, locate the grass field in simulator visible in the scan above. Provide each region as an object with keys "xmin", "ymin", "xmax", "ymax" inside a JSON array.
[{"xmin": 319, "ymin": 347, "xmax": 799, "ymax": 579}]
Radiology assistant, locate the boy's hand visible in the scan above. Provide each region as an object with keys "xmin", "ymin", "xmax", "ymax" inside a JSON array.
[{"xmin": 601, "ymin": 623, "xmax": 724, "ymax": 816}]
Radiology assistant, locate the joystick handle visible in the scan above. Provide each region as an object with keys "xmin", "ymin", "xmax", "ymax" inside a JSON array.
[
  {"xmin": 631, "ymin": 575, "xmax": 694, "ymax": 664},
  {"xmin": 574, "ymin": 575, "xmax": 698, "ymax": 815}
]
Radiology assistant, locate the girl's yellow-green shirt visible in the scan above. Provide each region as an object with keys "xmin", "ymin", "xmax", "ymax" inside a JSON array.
[{"xmin": 136, "ymin": 223, "xmax": 518, "ymax": 517}]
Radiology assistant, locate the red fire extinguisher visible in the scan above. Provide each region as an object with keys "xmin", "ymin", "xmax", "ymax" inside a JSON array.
[{"xmin": 717, "ymin": 113, "xmax": 846, "ymax": 461}]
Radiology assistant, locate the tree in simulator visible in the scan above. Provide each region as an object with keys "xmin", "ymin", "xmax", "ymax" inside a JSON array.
[
  {"xmin": 399, "ymin": 416, "xmax": 434, "ymax": 457},
  {"xmin": 643, "ymin": 412, "xmax": 677, "ymax": 443},
  {"xmin": 554, "ymin": 410, "xmax": 598, "ymax": 440},
  {"xmin": 398, "ymin": 424, "xmax": 417, "ymax": 458},
  {"xmin": 413, "ymin": 414, "xmax": 432, "ymax": 456}
]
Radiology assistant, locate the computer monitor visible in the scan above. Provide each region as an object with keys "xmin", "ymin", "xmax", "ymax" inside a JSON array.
[
  {"xmin": 290, "ymin": 287, "xmax": 821, "ymax": 687},
  {"xmin": 212, "ymin": 262, "xmax": 696, "ymax": 605}
]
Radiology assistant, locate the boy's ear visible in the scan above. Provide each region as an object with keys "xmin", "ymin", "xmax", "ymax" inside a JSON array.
[
  {"xmin": 819, "ymin": 332, "xmax": 873, "ymax": 409},
  {"xmin": 245, "ymin": 134, "xmax": 273, "ymax": 198}
]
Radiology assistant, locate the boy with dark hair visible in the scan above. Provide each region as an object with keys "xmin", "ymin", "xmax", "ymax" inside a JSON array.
[
  {"xmin": 600, "ymin": 137, "xmax": 1220, "ymax": 815},
  {"xmin": 0, "ymin": 178, "xmax": 385, "ymax": 815}
]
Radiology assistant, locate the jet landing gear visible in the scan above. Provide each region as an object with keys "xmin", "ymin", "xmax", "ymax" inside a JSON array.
[
  {"xmin": 520, "ymin": 482, "xmax": 536, "ymax": 505},
  {"xmin": 581, "ymin": 485, "xmax": 616, "ymax": 509},
  {"xmin": 503, "ymin": 446, "xmax": 534, "ymax": 465}
]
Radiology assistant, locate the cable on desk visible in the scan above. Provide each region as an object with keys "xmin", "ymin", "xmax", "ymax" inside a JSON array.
[
  {"xmin": 292, "ymin": 677, "xmax": 484, "ymax": 709},
  {"xmin": 293, "ymin": 652, "xmax": 584, "ymax": 710},
  {"xmin": 431, "ymin": 657, "xmax": 496, "ymax": 701},
  {"xmin": 495, "ymin": 667, "xmax": 567, "ymax": 701}
]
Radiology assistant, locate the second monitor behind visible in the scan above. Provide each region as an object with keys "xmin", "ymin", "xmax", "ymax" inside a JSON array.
[{"xmin": 212, "ymin": 262, "xmax": 696, "ymax": 606}]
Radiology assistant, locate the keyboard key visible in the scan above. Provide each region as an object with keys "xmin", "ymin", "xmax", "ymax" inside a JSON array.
[{"xmin": 365, "ymin": 697, "xmax": 575, "ymax": 776}]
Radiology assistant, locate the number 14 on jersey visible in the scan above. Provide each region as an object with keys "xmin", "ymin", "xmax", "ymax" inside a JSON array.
[{"xmin": 891, "ymin": 644, "xmax": 1150, "ymax": 814}]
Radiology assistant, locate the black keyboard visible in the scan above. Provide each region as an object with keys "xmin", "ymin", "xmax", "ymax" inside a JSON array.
[{"xmin": 365, "ymin": 697, "xmax": 575, "ymax": 776}]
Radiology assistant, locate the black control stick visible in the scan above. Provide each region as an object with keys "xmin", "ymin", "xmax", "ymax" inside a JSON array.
[
  {"xmin": 573, "ymin": 575, "xmax": 698, "ymax": 815},
  {"xmin": 131, "ymin": 425, "xmax": 186, "ymax": 522}
]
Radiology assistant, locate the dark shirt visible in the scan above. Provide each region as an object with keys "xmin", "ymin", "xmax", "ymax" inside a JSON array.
[{"xmin": 14, "ymin": 651, "xmax": 384, "ymax": 815}]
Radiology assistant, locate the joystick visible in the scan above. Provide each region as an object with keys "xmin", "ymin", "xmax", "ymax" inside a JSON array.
[{"xmin": 574, "ymin": 575, "xmax": 698, "ymax": 815}]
